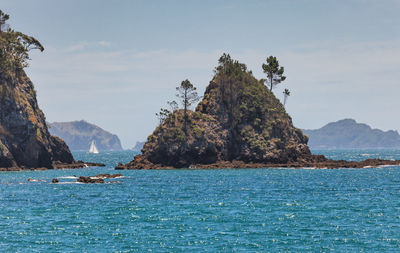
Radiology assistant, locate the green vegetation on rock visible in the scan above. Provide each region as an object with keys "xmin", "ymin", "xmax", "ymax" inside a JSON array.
[
  {"xmin": 0, "ymin": 10, "xmax": 43, "ymax": 79},
  {"xmin": 127, "ymin": 54, "xmax": 310, "ymax": 169},
  {"xmin": 262, "ymin": 56, "xmax": 286, "ymax": 91},
  {"xmin": 0, "ymin": 10, "xmax": 74, "ymax": 169}
]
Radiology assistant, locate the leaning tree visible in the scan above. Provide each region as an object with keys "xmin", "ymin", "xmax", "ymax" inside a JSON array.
[{"xmin": 0, "ymin": 10, "xmax": 44, "ymax": 78}]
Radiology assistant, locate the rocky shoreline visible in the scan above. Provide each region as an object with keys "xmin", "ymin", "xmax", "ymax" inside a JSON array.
[
  {"xmin": 115, "ymin": 154, "xmax": 400, "ymax": 170},
  {"xmin": 0, "ymin": 160, "xmax": 105, "ymax": 171}
]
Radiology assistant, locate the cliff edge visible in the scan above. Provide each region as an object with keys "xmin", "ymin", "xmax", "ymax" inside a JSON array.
[
  {"xmin": 0, "ymin": 11, "xmax": 75, "ymax": 170},
  {"xmin": 0, "ymin": 71, "xmax": 74, "ymax": 169}
]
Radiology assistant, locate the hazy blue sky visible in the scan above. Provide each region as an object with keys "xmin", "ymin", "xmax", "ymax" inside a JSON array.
[{"xmin": 2, "ymin": 0, "xmax": 400, "ymax": 148}]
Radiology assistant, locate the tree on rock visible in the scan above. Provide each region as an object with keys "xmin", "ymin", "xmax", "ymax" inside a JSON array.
[
  {"xmin": 262, "ymin": 56, "xmax": 286, "ymax": 91},
  {"xmin": 0, "ymin": 10, "xmax": 44, "ymax": 77},
  {"xmin": 283, "ymin": 88, "xmax": 290, "ymax": 106},
  {"xmin": 167, "ymin": 100, "xmax": 178, "ymax": 112},
  {"xmin": 155, "ymin": 108, "xmax": 170, "ymax": 126},
  {"xmin": 176, "ymin": 79, "xmax": 200, "ymax": 133}
]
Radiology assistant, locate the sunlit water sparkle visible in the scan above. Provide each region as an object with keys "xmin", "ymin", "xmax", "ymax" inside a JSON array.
[{"xmin": 1, "ymin": 150, "xmax": 400, "ymax": 251}]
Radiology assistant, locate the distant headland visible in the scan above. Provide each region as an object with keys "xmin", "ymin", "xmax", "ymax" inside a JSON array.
[
  {"xmin": 303, "ymin": 119, "xmax": 400, "ymax": 149},
  {"xmin": 49, "ymin": 120, "xmax": 123, "ymax": 151}
]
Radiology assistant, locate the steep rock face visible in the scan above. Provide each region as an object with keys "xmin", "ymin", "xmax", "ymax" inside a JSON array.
[
  {"xmin": 142, "ymin": 110, "xmax": 228, "ymax": 167},
  {"xmin": 49, "ymin": 120, "xmax": 123, "ymax": 151},
  {"xmin": 195, "ymin": 63, "xmax": 309, "ymax": 163},
  {"xmin": 125, "ymin": 56, "xmax": 310, "ymax": 169},
  {"xmin": 0, "ymin": 71, "xmax": 74, "ymax": 169}
]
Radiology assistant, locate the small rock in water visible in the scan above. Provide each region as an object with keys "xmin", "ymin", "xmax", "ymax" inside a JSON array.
[
  {"xmin": 95, "ymin": 173, "xmax": 123, "ymax": 179},
  {"xmin": 52, "ymin": 178, "xmax": 59, "ymax": 183},
  {"xmin": 28, "ymin": 178, "xmax": 44, "ymax": 182},
  {"xmin": 77, "ymin": 176, "xmax": 104, "ymax": 184}
]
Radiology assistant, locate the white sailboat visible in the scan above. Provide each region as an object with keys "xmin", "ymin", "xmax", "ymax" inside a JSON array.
[{"xmin": 88, "ymin": 140, "xmax": 99, "ymax": 154}]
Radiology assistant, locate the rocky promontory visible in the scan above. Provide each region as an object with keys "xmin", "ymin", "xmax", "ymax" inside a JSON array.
[
  {"xmin": 49, "ymin": 120, "xmax": 123, "ymax": 151},
  {"xmin": 116, "ymin": 54, "xmax": 394, "ymax": 170},
  {"xmin": 0, "ymin": 11, "xmax": 102, "ymax": 171},
  {"xmin": 303, "ymin": 119, "xmax": 400, "ymax": 149},
  {"xmin": 0, "ymin": 69, "xmax": 77, "ymax": 170},
  {"xmin": 117, "ymin": 54, "xmax": 400, "ymax": 170}
]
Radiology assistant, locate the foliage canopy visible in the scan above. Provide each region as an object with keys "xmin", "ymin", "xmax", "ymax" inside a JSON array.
[
  {"xmin": 0, "ymin": 10, "xmax": 44, "ymax": 78},
  {"xmin": 262, "ymin": 56, "xmax": 286, "ymax": 91}
]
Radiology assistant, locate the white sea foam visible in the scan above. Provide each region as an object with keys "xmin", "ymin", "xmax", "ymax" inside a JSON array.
[
  {"xmin": 377, "ymin": 164, "xmax": 397, "ymax": 168},
  {"xmin": 57, "ymin": 176, "xmax": 77, "ymax": 179}
]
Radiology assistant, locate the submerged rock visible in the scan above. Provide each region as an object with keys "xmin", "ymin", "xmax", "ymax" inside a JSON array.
[
  {"xmin": 94, "ymin": 173, "xmax": 123, "ymax": 179},
  {"xmin": 77, "ymin": 176, "xmax": 104, "ymax": 184}
]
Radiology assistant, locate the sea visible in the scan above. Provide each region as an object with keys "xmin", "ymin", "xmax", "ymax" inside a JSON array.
[{"xmin": 1, "ymin": 149, "xmax": 400, "ymax": 252}]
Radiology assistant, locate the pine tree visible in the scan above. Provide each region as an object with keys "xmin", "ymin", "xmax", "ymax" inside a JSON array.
[
  {"xmin": 262, "ymin": 56, "xmax": 286, "ymax": 91},
  {"xmin": 176, "ymin": 79, "xmax": 200, "ymax": 133}
]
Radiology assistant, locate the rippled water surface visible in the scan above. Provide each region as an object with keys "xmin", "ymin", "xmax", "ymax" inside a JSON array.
[{"xmin": 1, "ymin": 150, "xmax": 400, "ymax": 251}]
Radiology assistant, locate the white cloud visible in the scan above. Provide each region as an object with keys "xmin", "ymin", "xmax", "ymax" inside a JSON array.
[
  {"xmin": 97, "ymin": 41, "xmax": 111, "ymax": 47},
  {"xmin": 65, "ymin": 40, "xmax": 112, "ymax": 52}
]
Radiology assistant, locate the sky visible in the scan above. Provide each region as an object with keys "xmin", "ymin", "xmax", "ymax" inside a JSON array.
[{"xmin": 2, "ymin": 0, "xmax": 400, "ymax": 148}]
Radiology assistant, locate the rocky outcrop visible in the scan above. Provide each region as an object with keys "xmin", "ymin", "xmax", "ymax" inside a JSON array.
[
  {"xmin": 77, "ymin": 174, "xmax": 123, "ymax": 183},
  {"xmin": 118, "ymin": 55, "xmax": 400, "ymax": 170},
  {"xmin": 49, "ymin": 120, "xmax": 123, "ymax": 151},
  {"xmin": 0, "ymin": 70, "xmax": 76, "ymax": 169},
  {"xmin": 119, "ymin": 55, "xmax": 315, "ymax": 169},
  {"xmin": 77, "ymin": 176, "xmax": 104, "ymax": 184},
  {"xmin": 0, "ymin": 11, "xmax": 102, "ymax": 170}
]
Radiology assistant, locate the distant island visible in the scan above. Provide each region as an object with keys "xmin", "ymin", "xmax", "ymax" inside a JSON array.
[
  {"xmin": 116, "ymin": 54, "xmax": 400, "ymax": 170},
  {"xmin": 49, "ymin": 120, "xmax": 123, "ymax": 151},
  {"xmin": 303, "ymin": 119, "xmax": 400, "ymax": 149},
  {"xmin": 131, "ymin": 141, "xmax": 145, "ymax": 152}
]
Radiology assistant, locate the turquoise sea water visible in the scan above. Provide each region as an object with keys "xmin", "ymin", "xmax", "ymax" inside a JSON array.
[{"xmin": 1, "ymin": 150, "xmax": 400, "ymax": 252}]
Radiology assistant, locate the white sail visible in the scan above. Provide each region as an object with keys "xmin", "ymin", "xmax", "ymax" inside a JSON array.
[{"xmin": 88, "ymin": 140, "xmax": 99, "ymax": 154}]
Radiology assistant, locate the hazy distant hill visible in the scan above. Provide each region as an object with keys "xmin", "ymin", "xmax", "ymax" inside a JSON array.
[
  {"xmin": 49, "ymin": 120, "xmax": 123, "ymax": 151},
  {"xmin": 131, "ymin": 141, "xmax": 145, "ymax": 152},
  {"xmin": 303, "ymin": 119, "xmax": 400, "ymax": 149}
]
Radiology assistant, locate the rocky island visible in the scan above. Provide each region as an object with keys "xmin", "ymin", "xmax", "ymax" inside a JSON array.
[
  {"xmin": 0, "ymin": 11, "xmax": 103, "ymax": 171},
  {"xmin": 116, "ymin": 54, "xmax": 400, "ymax": 170}
]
